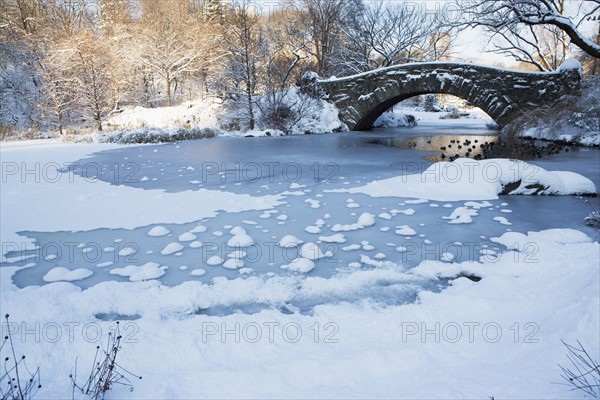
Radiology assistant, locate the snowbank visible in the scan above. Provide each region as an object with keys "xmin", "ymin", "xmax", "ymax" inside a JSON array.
[
  {"xmin": 372, "ymin": 112, "xmax": 417, "ymax": 128},
  {"xmin": 1, "ymin": 227, "xmax": 598, "ymax": 398},
  {"xmin": 106, "ymin": 99, "xmax": 222, "ymax": 131},
  {"xmin": 331, "ymin": 158, "xmax": 597, "ymax": 201},
  {"xmin": 254, "ymin": 87, "xmax": 345, "ymax": 135},
  {"xmin": 558, "ymin": 58, "xmax": 583, "ymax": 74},
  {"xmin": 64, "ymin": 88, "xmax": 345, "ymax": 143},
  {"xmin": 71, "ymin": 127, "xmax": 219, "ymax": 144}
]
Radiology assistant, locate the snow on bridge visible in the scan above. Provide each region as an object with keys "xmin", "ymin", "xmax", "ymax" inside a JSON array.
[{"xmin": 300, "ymin": 61, "xmax": 582, "ymax": 130}]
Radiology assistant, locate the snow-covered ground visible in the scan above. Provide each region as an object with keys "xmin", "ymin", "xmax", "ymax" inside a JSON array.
[
  {"xmin": 1, "ymin": 128, "xmax": 598, "ymax": 398},
  {"xmin": 106, "ymin": 100, "xmax": 223, "ymax": 132},
  {"xmin": 71, "ymin": 88, "xmax": 343, "ymax": 143}
]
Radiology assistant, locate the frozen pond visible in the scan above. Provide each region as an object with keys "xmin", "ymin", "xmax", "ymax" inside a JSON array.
[{"xmin": 3, "ymin": 121, "xmax": 599, "ymax": 307}]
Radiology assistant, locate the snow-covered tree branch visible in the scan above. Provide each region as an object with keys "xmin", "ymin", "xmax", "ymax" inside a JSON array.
[{"xmin": 457, "ymin": 0, "xmax": 600, "ymax": 66}]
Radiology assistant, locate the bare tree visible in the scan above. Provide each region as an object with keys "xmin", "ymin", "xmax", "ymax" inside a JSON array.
[
  {"xmin": 1, "ymin": 0, "xmax": 232, "ymax": 134},
  {"xmin": 38, "ymin": 31, "xmax": 113, "ymax": 132},
  {"xmin": 137, "ymin": 1, "xmax": 200, "ymax": 107},
  {"xmin": 296, "ymin": 0, "xmax": 363, "ymax": 76},
  {"xmin": 340, "ymin": 1, "xmax": 455, "ymax": 73},
  {"xmin": 37, "ymin": 45, "xmax": 78, "ymax": 134},
  {"xmin": 0, "ymin": 0, "xmax": 44, "ymax": 131},
  {"xmin": 1, "ymin": 0, "xmax": 42, "ymax": 34},
  {"xmin": 496, "ymin": 24, "xmax": 570, "ymax": 70},
  {"xmin": 204, "ymin": 0, "xmax": 225, "ymax": 22},
  {"xmin": 1, "ymin": 0, "xmax": 94, "ymax": 133},
  {"xmin": 73, "ymin": 32, "xmax": 113, "ymax": 131},
  {"xmin": 579, "ymin": 25, "xmax": 600, "ymax": 73},
  {"xmin": 139, "ymin": 27, "xmax": 199, "ymax": 107},
  {"xmin": 254, "ymin": 8, "xmax": 314, "ymax": 132},
  {"xmin": 264, "ymin": 8, "xmax": 312, "ymax": 91},
  {"xmin": 45, "ymin": 0, "xmax": 89, "ymax": 37},
  {"xmin": 98, "ymin": 0, "xmax": 133, "ymax": 35},
  {"xmin": 217, "ymin": 1, "xmax": 267, "ymax": 130},
  {"xmin": 457, "ymin": 0, "xmax": 600, "ymax": 67}
]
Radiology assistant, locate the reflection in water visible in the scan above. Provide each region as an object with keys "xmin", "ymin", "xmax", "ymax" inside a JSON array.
[{"xmin": 368, "ymin": 135, "xmax": 578, "ymax": 161}]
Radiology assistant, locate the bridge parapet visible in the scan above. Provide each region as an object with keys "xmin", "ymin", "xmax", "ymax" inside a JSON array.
[{"xmin": 300, "ymin": 61, "xmax": 582, "ymax": 130}]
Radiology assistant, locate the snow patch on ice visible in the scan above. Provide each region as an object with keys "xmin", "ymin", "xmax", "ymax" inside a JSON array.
[
  {"xmin": 280, "ymin": 258, "xmax": 315, "ymax": 273},
  {"xmin": 395, "ymin": 225, "xmax": 417, "ymax": 236},
  {"xmin": 161, "ymin": 242, "xmax": 184, "ymax": 255},
  {"xmin": 43, "ymin": 267, "xmax": 93, "ymax": 283},
  {"xmin": 443, "ymin": 207, "xmax": 478, "ymax": 224},
  {"xmin": 148, "ymin": 226, "xmax": 170, "ymax": 237},
  {"xmin": 332, "ymin": 213, "xmax": 375, "ymax": 232},
  {"xmin": 206, "ymin": 256, "xmax": 224, "ymax": 266},
  {"xmin": 118, "ymin": 246, "xmax": 137, "ymax": 257},
  {"xmin": 190, "ymin": 225, "xmax": 208, "ymax": 233},
  {"xmin": 299, "ymin": 243, "xmax": 326, "ymax": 260},
  {"xmin": 493, "ymin": 216, "xmax": 512, "ymax": 226},
  {"xmin": 279, "ymin": 235, "xmax": 303, "ymax": 248},
  {"xmin": 110, "ymin": 262, "xmax": 167, "ymax": 282},
  {"xmin": 223, "ymin": 259, "xmax": 244, "ymax": 270},
  {"xmin": 318, "ymin": 234, "xmax": 347, "ymax": 243},
  {"xmin": 178, "ymin": 232, "xmax": 197, "ymax": 242}
]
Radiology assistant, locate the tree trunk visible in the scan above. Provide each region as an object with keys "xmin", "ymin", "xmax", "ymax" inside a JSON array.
[
  {"xmin": 96, "ymin": 110, "xmax": 103, "ymax": 131},
  {"xmin": 245, "ymin": 58, "xmax": 255, "ymax": 129},
  {"xmin": 58, "ymin": 112, "xmax": 64, "ymax": 135},
  {"xmin": 247, "ymin": 79, "xmax": 255, "ymax": 130},
  {"xmin": 166, "ymin": 76, "xmax": 172, "ymax": 107}
]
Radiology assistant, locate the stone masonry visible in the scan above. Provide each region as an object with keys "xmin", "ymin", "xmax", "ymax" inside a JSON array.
[{"xmin": 300, "ymin": 62, "xmax": 582, "ymax": 130}]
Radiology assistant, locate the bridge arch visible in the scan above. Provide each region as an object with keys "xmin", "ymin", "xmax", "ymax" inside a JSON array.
[{"xmin": 301, "ymin": 62, "xmax": 582, "ymax": 130}]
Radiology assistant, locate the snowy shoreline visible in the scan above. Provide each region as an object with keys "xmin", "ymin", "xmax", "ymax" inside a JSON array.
[{"xmin": 1, "ymin": 226, "xmax": 598, "ymax": 399}]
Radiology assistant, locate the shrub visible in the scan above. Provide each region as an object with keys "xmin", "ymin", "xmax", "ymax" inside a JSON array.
[
  {"xmin": 557, "ymin": 340, "xmax": 600, "ymax": 397},
  {"xmin": 439, "ymin": 109, "xmax": 461, "ymax": 119},
  {"xmin": 584, "ymin": 211, "xmax": 600, "ymax": 228},
  {"xmin": 0, "ymin": 314, "xmax": 42, "ymax": 400},
  {"xmin": 422, "ymin": 94, "xmax": 442, "ymax": 112},
  {"xmin": 70, "ymin": 322, "xmax": 141, "ymax": 400},
  {"xmin": 257, "ymin": 88, "xmax": 321, "ymax": 134}
]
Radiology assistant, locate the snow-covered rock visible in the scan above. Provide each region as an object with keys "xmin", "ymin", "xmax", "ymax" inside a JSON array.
[{"xmin": 373, "ymin": 112, "xmax": 417, "ymax": 128}]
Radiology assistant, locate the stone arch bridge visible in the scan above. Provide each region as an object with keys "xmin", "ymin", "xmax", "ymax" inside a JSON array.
[{"xmin": 300, "ymin": 62, "xmax": 582, "ymax": 130}]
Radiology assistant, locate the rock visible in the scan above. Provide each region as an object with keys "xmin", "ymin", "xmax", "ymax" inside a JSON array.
[{"xmin": 584, "ymin": 211, "xmax": 600, "ymax": 228}]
